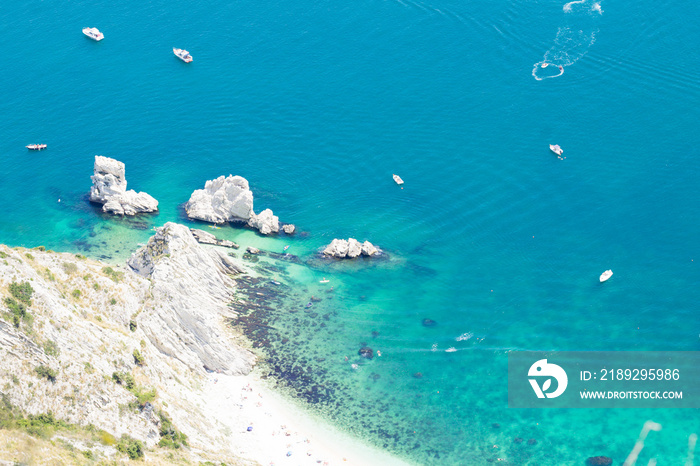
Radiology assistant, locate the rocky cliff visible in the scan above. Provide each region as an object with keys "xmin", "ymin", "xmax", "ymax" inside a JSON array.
[
  {"xmin": 0, "ymin": 223, "xmax": 256, "ymax": 463},
  {"xmin": 89, "ymin": 155, "xmax": 159, "ymax": 215}
]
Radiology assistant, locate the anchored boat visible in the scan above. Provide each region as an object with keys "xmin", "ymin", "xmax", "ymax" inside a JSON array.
[
  {"xmin": 599, "ymin": 270, "xmax": 613, "ymax": 282},
  {"xmin": 26, "ymin": 144, "xmax": 47, "ymax": 151},
  {"xmin": 173, "ymin": 48, "xmax": 193, "ymax": 63},
  {"xmin": 82, "ymin": 27, "xmax": 104, "ymax": 41}
]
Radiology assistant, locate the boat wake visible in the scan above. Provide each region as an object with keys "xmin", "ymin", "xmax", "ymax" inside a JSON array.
[{"xmin": 532, "ymin": 0, "xmax": 602, "ymax": 81}]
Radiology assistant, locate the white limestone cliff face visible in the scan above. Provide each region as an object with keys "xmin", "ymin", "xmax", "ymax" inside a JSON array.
[
  {"xmin": 184, "ymin": 175, "xmax": 254, "ymax": 224},
  {"xmin": 322, "ymin": 238, "xmax": 380, "ymax": 258},
  {"xmin": 127, "ymin": 223, "xmax": 253, "ymax": 375},
  {"xmin": 89, "ymin": 155, "xmax": 158, "ymax": 215}
]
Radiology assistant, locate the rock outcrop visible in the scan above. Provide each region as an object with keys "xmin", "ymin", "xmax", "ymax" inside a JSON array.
[
  {"xmin": 89, "ymin": 156, "xmax": 158, "ymax": 215},
  {"xmin": 322, "ymin": 238, "xmax": 380, "ymax": 259},
  {"xmin": 185, "ymin": 175, "xmax": 254, "ymax": 224},
  {"xmin": 185, "ymin": 175, "xmax": 285, "ymax": 235},
  {"xmin": 247, "ymin": 209, "xmax": 279, "ymax": 235},
  {"xmin": 190, "ymin": 228, "xmax": 239, "ymax": 249},
  {"xmin": 128, "ymin": 223, "xmax": 253, "ymax": 375},
  {"xmin": 282, "ymin": 224, "xmax": 296, "ymax": 234}
]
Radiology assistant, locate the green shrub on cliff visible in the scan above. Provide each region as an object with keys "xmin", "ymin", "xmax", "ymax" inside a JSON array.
[
  {"xmin": 62, "ymin": 262, "xmax": 78, "ymax": 274},
  {"xmin": 9, "ymin": 281, "xmax": 33, "ymax": 306},
  {"xmin": 116, "ymin": 434, "xmax": 145, "ymax": 460},
  {"xmin": 34, "ymin": 365, "xmax": 57, "ymax": 383},
  {"xmin": 133, "ymin": 349, "xmax": 145, "ymax": 366},
  {"xmin": 157, "ymin": 410, "xmax": 188, "ymax": 449}
]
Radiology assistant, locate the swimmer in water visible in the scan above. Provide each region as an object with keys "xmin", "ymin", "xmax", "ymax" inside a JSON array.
[{"xmin": 559, "ymin": 65, "xmax": 563, "ymax": 71}]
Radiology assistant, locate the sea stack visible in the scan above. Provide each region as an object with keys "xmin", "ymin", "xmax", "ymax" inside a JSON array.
[
  {"xmin": 185, "ymin": 175, "xmax": 282, "ymax": 235},
  {"xmin": 89, "ymin": 155, "xmax": 158, "ymax": 215},
  {"xmin": 322, "ymin": 239, "xmax": 379, "ymax": 259}
]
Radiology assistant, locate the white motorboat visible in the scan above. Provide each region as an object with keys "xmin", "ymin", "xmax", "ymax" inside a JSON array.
[
  {"xmin": 393, "ymin": 174, "xmax": 404, "ymax": 185},
  {"xmin": 173, "ymin": 48, "xmax": 193, "ymax": 63},
  {"xmin": 26, "ymin": 144, "xmax": 47, "ymax": 150},
  {"xmin": 550, "ymin": 144, "xmax": 563, "ymax": 156},
  {"xmin": 599, "ymin": 270, "xmax": 613, "ymax": 282},
  {"xmin": 82, "ymin": 27, "xmax": 104, "ymax": 41}
]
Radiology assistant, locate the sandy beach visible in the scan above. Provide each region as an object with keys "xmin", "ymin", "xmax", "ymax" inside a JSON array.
[{"xmin": 190, "ymin": 371, "xmax": 410, "ymax": 466}]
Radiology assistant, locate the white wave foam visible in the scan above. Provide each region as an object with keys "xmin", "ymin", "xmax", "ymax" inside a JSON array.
[
  {"xmin": 456, "ymin": 332, "xmax": 473, "ymax": 341},
  {"xmin": 532, "ymin": 0, "xmax": 601, "ymax": 81},
  {"xmin": 431, "ymin": 343, "xmax": 438, "ymax": 352}
]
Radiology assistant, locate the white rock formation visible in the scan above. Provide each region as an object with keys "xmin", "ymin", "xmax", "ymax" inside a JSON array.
[
  {"xmin": 185, "ymin": 175, "xmax": 286, "ymax": 235},
  {"xmin": 190, "ymin": 228, "xmax": 239, "ymax": 249},
  {"xmin": 128, "ymin": 223, "xmax": 253, "ymax": 375},
  {"xmin": 323, "ymin": 238, "xmax": 380, "ymax": 259},
  {"xmin": 282, "ymin": 224, "xmax": 296, "ymax": 234},
  {"xmin": 89, "ymin": 155, "xmax": 158, "ymax": 215},
  {"xmin": 185, "ymin": 175, "xmax": 254, "ymax": 224},
  {"xmin": 247, "ymin": 208, "xmax": 279, "ymax": 235}
]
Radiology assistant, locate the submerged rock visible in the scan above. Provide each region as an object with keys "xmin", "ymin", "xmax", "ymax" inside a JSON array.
[
  {"xmin": 323, "ymin": 238, "xmax": 380, "ymax": 259},
  {"xmin": 422, "ymin": 318, "xmax": 437, "ymax": 327},
  {"xmin": 358, "ymin": 347, "xmax": 373, "ymax": 359},
  {"xmin": 586, "ymin": 457, "xmax": 613, "ymax": 466},
  {"xmin": 89, "ymin": 155, "xmax": 158, "ymax": 215}
]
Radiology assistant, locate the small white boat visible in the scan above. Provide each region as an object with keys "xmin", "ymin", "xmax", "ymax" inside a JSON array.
[
  {"xmin": 541, "ymin": 63, "xmax": 549, "ymax": 68},
  {"xmin": 319, "ymin": 278, "xmax": 330, "ymax": 284},
  {"xmin": 599, "ymin": 270, "xmax": 613, "ymax": 282},
  {"xmin": 26, "ymin": 144, "xmax": 47, "ymax": 150},
  {"xmin": 393, "ymin": 174, "xmax": 404, "ymax": 185},
  {"xmin": 445, "ymin": 347, "xmax": 457, "ymax": 353},
  {"xmin": 82, "ymin": 27, "xmax": 104, "ymax": 41},
  {"xmin": 173, "ymin": 48, "xmax": 193, "ymax": 63},
  {"xmin": 550, "ymin": 144, "xmax": 563, "ymax": 156}
]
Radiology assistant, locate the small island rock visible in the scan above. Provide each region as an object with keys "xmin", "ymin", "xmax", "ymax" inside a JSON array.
[
  {"xmin": 185, "ymin": 175, "xmax": 254, "ymax": 224},
  {"xmin": 282, "ymin": 224, "xmax": 296, "ymax": 234},
  {"xmin": 323, "ymin": 238, "xmax": 380, "ymax": 259},
  {"xmin": 89, "ymin": 156, "xmax": 158, "ymax": 216}
]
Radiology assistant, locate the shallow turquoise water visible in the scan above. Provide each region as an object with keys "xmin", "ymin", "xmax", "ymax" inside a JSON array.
[{"xmin": 1, "ymin": 0, "xmax": 699, "ymax": 463}]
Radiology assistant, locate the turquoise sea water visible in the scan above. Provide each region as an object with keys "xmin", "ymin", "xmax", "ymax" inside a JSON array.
[{"xmin": 2, "ymin": 0, "xmax": 700, "ymax": 464}]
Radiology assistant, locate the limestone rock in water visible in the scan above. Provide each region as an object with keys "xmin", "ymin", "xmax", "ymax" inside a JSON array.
[
  {"xmin": 189, "ymin": 228, "xmax": 239, "ymax": 248},
  {"xmin": 128, "ymin": 222, "xmax": 254, "ymax": 375},
  {"xmin": 246, "ymin": 246, "xmax": 260, "ymax": 254},
  {"xmin": 185, "ymin": 175, "xmax": 254, "ymax": 224},
  {"xmin": 282, "ymin": 224, "xmax": 296, "ymax": 234},
  {"xmin": 323, "ymin": 238, "xmax": 380, "ymax": 259},
  {"xmin": 586, "ymin": 457, "xmax": 613, "ymax": 466},
  {"xmin": 89, "ymin": 155, "xmax": 158, "ymax": 215},
  {"xmin": 247, "ymin": 208, "xmax": 279, "ymax": 235}
]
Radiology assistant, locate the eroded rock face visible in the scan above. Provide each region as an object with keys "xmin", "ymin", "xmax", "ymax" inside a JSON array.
[
  {"xmin": 185, "ymin": 175, "xmax": 254, "ymax": 224},
  {"xmin": 128, "ymin": 222, "xmax": 254, "ymax": 375},
  {"xmin": 282, "ymin": 224, "xmax": 296, "ymax": 234},
  {"xmin": 89, "ymin": 156, "xmax": 158, "ymax": 215},
  {"xmin": 247, "ymin": 209, "xmax": 279, "ymax": 235},
  {"xmin": 322, "ymin": 238, "xmax": 380, "ymax": 259}
]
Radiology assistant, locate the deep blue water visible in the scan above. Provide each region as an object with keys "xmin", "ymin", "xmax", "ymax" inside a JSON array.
[{"xmin": 1, "ymin": 0, "xmax": 699, "ymax": 464}]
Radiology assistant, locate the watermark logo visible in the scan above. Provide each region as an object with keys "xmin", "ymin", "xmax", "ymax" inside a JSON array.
[{"xmin": 528, "ymin": 359, "xmax": 568, "ymax": 398}]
